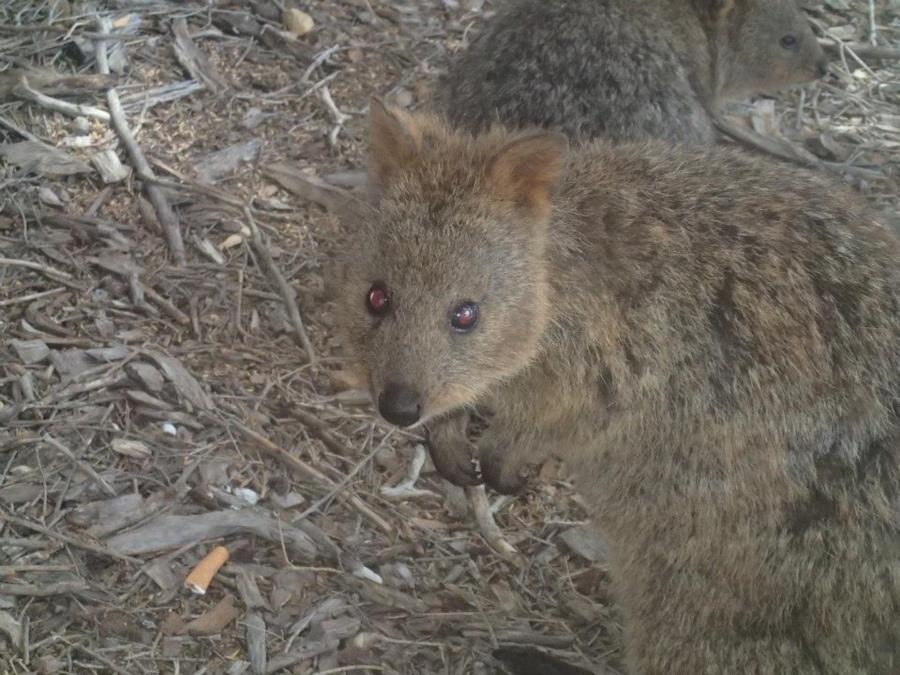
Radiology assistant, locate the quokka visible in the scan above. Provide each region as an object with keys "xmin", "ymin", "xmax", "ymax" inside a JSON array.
[
  {"xmin": 434, "ymin": 0, "xmax": 828, "ymax": 143},
  {"xmin": 337, "ymin": 100, "xmax": 900, "ymax": 674}
]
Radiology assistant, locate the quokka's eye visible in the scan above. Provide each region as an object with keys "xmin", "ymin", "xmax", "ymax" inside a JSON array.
[
  {"xmin": 366, "ymin": 283, "xmax": 390, "ymax": 316},
  {"xmin": 450, "ymin": 301, "xmax": 479, "ymax": 332},
  {"xmin": 780, "ymin": 33, "xmax": 799, "ymax": 50}
]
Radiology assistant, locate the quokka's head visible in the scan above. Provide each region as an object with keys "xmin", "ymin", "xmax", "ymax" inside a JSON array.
[
  {"xmin": 710, "ymin": 0, "xmax": 828, "ymax": 100},
  {"xmin": 337, "ymin": 100, "xmax": 567, "ymax": 428}
]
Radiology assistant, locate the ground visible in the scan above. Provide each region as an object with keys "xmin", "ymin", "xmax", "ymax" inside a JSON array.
[{"xmin": 0, "ymin": 1, "xmax": 897, "ymax": 674}]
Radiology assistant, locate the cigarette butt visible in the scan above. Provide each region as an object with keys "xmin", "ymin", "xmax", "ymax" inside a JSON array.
[{"xmin": 185, "ymin": 546, "xmax": 229, "ymax": 595}]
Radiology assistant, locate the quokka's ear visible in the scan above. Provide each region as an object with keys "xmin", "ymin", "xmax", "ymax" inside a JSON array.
[
  {"xmin": 368, "ymin": 97, "xmax": 422, "ymax": 191},
  {"xmin": 708, "ymin": 0, "xmax": 736, "ymax": 21},
  {"xmin": 485, "ymin": 131, "xmax": 569, "ymax": 218}
]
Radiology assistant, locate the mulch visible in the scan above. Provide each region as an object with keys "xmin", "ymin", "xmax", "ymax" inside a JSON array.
[{"xmin": 0, "ymin": 1, "xmax": 897, "ymax": 673}]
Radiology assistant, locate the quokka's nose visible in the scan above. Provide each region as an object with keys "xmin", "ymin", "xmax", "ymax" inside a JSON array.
[
  {"xmin": 377, "ymin": 383, "xmax": 421, "ymax": 427},
  {"xmin": 816, "ymin": 59, "xmax": 829, "ymax": 77}
]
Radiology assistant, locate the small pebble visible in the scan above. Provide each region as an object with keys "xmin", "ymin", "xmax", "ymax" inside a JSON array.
[
  {"xmin": 232, "ymin": 487, "xmax": 260, "ymax": 506},
  {"xmin": 69, "ymin": 116, "xmax": 91, "ymax": 135},
  {"xmin": 37, "ymin": 186, "xmax": 64, "ymax": 207},
  {"xmin": 283, "ymin": 8, "xmax": 314, "ymax": 36}
]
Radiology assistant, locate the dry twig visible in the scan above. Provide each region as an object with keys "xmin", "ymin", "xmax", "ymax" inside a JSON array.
[
  {"xmin": 465, "ymin": 485, "xmax": 526, "ymax": 567},
  {"xmin": 13, "ymin": 77, "xmax": 110, "ymax": 121},
  {"xmin": 243, "ymin": 205, "xmax": 316, "ymax": 365},
  {"xmin": 94, "ymin": 18, "xmax": 187, "ymax": 266}
]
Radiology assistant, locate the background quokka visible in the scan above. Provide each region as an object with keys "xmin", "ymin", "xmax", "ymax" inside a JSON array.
[
  {"xmin": 338, "ymin": 101, "xmax": 900, "ymax": 674},
  {"xmin": 434, "ymin": 0, "xmax": 828, "ymax": 143}
]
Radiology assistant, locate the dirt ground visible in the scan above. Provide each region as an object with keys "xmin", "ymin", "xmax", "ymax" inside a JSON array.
[{"xmin": 0, "ymin": 1, "xmax": 898, "ymax": 674}]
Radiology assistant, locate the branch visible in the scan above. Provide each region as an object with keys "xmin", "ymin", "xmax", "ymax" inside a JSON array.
[{"xmin": 13, "ymin": 77, "xmax": 110, "ymax": 121}]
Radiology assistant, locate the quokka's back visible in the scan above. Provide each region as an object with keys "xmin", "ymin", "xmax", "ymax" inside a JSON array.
[{"xmin": 434, "ymin": 0, "xmax": 828, "ymax": 143}]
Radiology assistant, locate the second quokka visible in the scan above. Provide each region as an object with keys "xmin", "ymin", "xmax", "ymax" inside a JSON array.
[
  {"xmin": 338, "ymin": 101, "xmax": 900, "ymax": 674},
  {"xmin": 434, "ymin": 0, "xmax": 828, "ymax": 143}
]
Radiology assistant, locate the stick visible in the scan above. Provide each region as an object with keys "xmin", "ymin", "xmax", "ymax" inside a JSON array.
[
  {"xmin": 0, "ymin": 580, "xmax": 89, "ymax": 597},
  {"xmin": 0, "ymin": 511, "xmax": 139, "ymax": 563},
  {"xmin": 819, "ymin": 39, "xmax": 900, "ymax": 61},
  {"xmin": 94, "ymin": 18, "xmax": 187, "ymax": 266},
  {"xmin": 867, "ymin": 0, "xmax": 877, "ymax": 46},
  {"xmin": 0, "ymin": 114, "xmax": 43, "ymax": 142},
  {"xmin": 714, "ymin": 116, "xmax": 823, "ymax": 169},
  {"xmin": 243, "ymin": 206, "xmax": 316, "ymax": 365},
  {"xmin": 13, "ymin": 78, "xmax": 110, "ymax": 121},
  {"xmin": 0, "ymin": 257, "xmax": 72, "ymax": 279},
  {"xmin": 0, "ymin": 287, "xmax": 66, "ymax": 307},
  {"xmin": 714, "ymin": 117, "xmax": 884, "ymax": 181},
  {"xmin": 465, "ymin": 485, "xmax": 525, "ymax": 567}
]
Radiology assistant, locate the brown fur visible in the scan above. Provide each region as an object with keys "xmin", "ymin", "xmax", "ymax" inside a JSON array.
[
  {"xmin": 433, "ymin": 0, "xmax": 828, "ymax": 143},
  {"xmin": 337, "ymin": 103, "xmax": 900, "ymax": 674}
]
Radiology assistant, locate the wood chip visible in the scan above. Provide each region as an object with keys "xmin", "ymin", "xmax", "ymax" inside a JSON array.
[
  {"xmin": 50, "ymin": 349, "xmax": 95, "ymax": 377},
  {"xmin": 110, "ymin": 438, "xmax": 152, "ymax": 459},
  {"xmin": 171, "ymin": 17, "xmax": 228, "ymax": 93},
  {"xmin": 91, "ymin": 149, "xmax": 131, "ymax": 183},
  {"xmin": 235, "ymin": 566, "xmax": 269, "ymax": 610},
  {"xmin": 142, "ymin": 557, "xmax": 180, "ymax": 591},
  {"xmin": 0, "ymin": 610, "xmax": 22, "ymax": 651},
  {"xmin": 263, "ymin": 163, "xmax": 364, "ymax": 221},
  {"xmin": 246, "ymin": 612, "xmax": 267, "ymax": 675},
  {"xmin": 0, "ymin": 141, "xmax": 91, "ymax": 176},
  {"xmin": 143, "ymin": 350, "xmax": 214, "ymax": 411},
  {"xmin": 104, "ymin": 508, "xmax": 318, "ymax": 559},
  {"xmin": 69, "ymin": 493, "xmax": 143, "ymax": 528},
  {"xmin": 11, "ymin": 339, "xmax": 50, "ymax": 364},
  {"xmin": 559, "ymin": 524, "xmax": 609, "ymax": 563},
  {"xmin": 194, "ymin": 139, "xmax": 261, "ymax": 184},
  {"xmin": 184, "ymin": 595, "xmax": 240, "ymax": 636},
  {"xmin": 126, "ymin": 361, "xmax": 165, "ymax": 392}
]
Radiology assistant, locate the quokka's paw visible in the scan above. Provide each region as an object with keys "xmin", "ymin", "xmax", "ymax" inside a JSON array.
[
  {"xmin": 480, "ymin": 446, "xmax": 532, "ymax": 495},
  {"xmin": 425, "ymin": 421, "xmax": 482, "ymax": 487}
]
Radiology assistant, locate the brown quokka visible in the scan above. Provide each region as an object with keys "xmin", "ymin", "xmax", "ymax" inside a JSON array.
[
  {"xmin": 433, "ymin": 0, "xmax": 828, "ymax": 144},
  {"xmin": 337, "ymin": 101, "xmax": 900, "ymax": 674}
]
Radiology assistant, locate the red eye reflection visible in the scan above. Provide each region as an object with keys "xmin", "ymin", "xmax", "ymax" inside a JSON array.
[
  {"xmin": 451, "ymin": 302, "xmax": 479, "ymax": 332},
  {"xmin": 366, "ymin": 284, "xmax": 390, "ymax": 316}
]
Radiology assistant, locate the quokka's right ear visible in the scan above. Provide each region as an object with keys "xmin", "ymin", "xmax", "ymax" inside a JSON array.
[
  {"xmin": 368, "ymin": 97, "xmax": 422, "ymax": 191},
  {"xmin": 486, "ymin": 131, "xmax": 568, "ymax": 219},
  {"xmin": 709, "ymin": 0, "xmax": 736, "ymax": 20}
]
